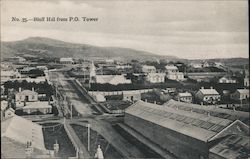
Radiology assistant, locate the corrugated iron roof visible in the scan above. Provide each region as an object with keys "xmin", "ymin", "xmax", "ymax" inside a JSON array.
[{"xmin": 125, "ymin": 100, "xmax": 233, "ymax": 142}]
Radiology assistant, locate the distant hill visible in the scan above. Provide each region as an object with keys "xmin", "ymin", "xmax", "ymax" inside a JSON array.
[{"xmin": 1, "ymin": 37, "xmax": 178, "ymax": 61}]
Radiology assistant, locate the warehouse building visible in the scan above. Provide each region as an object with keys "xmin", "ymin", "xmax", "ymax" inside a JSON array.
[{"xmin": 124, "ymin": 100, "xmax": 249, "ymax": 159}]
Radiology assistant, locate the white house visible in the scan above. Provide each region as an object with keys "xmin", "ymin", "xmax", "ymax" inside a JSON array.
[
  {"xmin": 15, "ymin": 88, "xmax": 38, "ymax": 103},
  {"xmin": 177, "ymin": 92, "xmax": 193, "ymax": 103},
  {"xmin": 195, "ymin": 87, "xmax": 220, "ymax": 105},
  {"xmin": 59, "ymin": 57, "xmax": 74, "ymax": 64},
  {"xmin": 94, "ymin": 75, "xmax": 131, "ymax": 85},
  {"xmin": 142, "ymin": 65, "xmax": 156, "ymax": 73},
  {"xmin": 146, "ymin": 73, "xmax": 165, "ymax": 83},
  {"xmin": 231, "ymin": 89, "xmax": 249, "ymax": 101},
  {"xmin": 1, "ymin": 70, "xmax": 21, "ymax": 84},
  {"xmin": 218, "ymin": 76, "xmax": 237, "ymax": 84},
  {"xmin": 165, "ymin": 65, "xmax": 184, "ymax": 81},
  {"xmin": 123, "ymin": 90, "xmax": 141, "ymax": 102}
]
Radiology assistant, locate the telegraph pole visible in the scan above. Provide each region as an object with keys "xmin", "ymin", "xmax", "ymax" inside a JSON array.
[{"xmin": 87, "ymin": 123, "xmax": 91, "ymax": 151}]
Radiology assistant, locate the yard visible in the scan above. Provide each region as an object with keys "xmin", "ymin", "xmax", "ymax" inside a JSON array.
[
  {"xmin": 42, "ymin": 123, "xmax": 76, "ymax": 158},
  {"xmin": 71, "ymin": 124, "xmax": 123, "ymax": 159}
]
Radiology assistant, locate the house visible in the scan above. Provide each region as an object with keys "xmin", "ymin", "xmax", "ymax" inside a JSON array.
[
  {"xmin": 1, "ymin": 70, "xmax": 21, "ymax": 84},
  {"xmin": 165, "ymin": 65, "xmax": 184, "ymax": 81},
  {"xmin": 123, "ymin": 90, "xmax": 141, "ymax": 102},
  {"xmin": 145, "ymin": 73, "xmax": 165, "ymax": 83},
  {"xmin": 177, "ymin": 92, "xmax": 193, "ymax": 103},
  {"xmin": 94, "ymin": 75, "xmax": 131, "ymax": 85},
  {"xmin": 231, "ymin": 89, "xmax": 249, "ymax": 101},
  {"xmin": 195, "ymin": 87, "xmax": 220, "ymax": 105},
  {"xmin": 1, "ymin": 115, "xmax": 49, "ymax": 158},
  {"xmin": 4, "ymin": 56, "xmax": 26, "ymax": 63},
  {"xmin": 124, "ymin": 100, "xmax": 249, "ymax": 159},
  {"xmin": 218, "ymin": 76, "xmax": 237, "ymax": 83},
  {"xmin": 4, "ymin": 108, "xmax": 15, "ymax": 119},
  {"xmin": 141, "ymin": 65, "xmax": 156, "ymax": 73},
  {"xmin": 190, "ymin": 62, "xmax": 203, "ymax": 68},
  {"xmin": 21, "ymin": 101, "xmax": 52, "ymax": 115},
  {"xmin": 93, "ymin": 93, "xmax": 106, "ymax": 102},
  {"xmin": 59, "ymin": 57, "xmax": 74, "ymax": 64},
  {"xmin": 15, "ymin": 88, "xmax": 38, "ymax": 103},
  {"xmin": 165, "ymin": 65, "xmax": 178, "ymax": 73}
]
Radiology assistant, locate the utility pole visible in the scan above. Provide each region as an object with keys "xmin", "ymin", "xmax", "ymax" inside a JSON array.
[
  {"xmin": 70, "ymin": 104, "xmax": 73, "ymax": 119},
  {"xmin": 87, "ymin": 123, "xmax": 91, "ymax": 151}
]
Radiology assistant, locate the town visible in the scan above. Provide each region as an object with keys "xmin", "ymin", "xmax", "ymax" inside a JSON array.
[{"xmin": 1, "ymin": 54, "xmax": 249, "ymax": 159}]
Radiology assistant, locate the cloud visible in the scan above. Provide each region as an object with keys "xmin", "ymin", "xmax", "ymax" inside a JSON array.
[{"xmin": 1, "ymin": 0, "xmax": 248, "ymax": 59}]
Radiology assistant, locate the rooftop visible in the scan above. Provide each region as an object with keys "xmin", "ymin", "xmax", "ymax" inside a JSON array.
[
  {"xmin": 199, "ymin": 88, "xmax": 219, "ymax": 95},
  {"xmin": 165, "ymin": 65, "xmax": 178, "ymax": 70},
  {"xmin": 1, "ymin": 115, "xmax": 46, "ymax": 151},
  {"xmin": 236, "ymin": 89, "xmax": 249, "ymax": 94},
  {"xmin": 95, "ymin": 75, "xmax": 131, "ymax": 85},
  {"xmin": 163, "ymin": 100, "xmax": 249, "ymax": 125},
  {"xmin": 125, "ymin": 100, "xmax": 233, "ymax": 142},
  {"xmin": 22, "ymin": 101, "xmax": 52, "ymax": 109},
  {"xmin": 178, "ymin": 92, "xmax": 192, "ymax": 97}
]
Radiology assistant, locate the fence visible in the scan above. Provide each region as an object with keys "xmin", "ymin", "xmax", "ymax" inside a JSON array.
[{"xmin": 63, "ymin": 121, "xmax": 80, "ymax": 159}]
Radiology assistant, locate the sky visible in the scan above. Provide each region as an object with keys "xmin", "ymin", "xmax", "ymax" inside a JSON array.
[{"xmin": 1, "ymin": 0, "xmax": 249, "ymax": 59}]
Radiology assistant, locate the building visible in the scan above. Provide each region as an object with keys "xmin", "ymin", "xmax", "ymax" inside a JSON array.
[
  {"xmin": 21, "ymin": 101, "xmax": 52, "ymax": 115},
  {"xmin": 145, "ymin": 73, "xmax": 165, "ymax": 83},
  {"xmin": 195, "ymin": 87, "xmax": 220, "ymax": 104},
  {"xmin": 123, "ymin": 90, "xmax": 141, "ymax": 102},
  {"xmin": 93, "ymin": 93, "xmax": 106, "ymax": 102},
  {"xmin": 218, "ymin": 76, "xmax": 237, "ymax": 83},
  {"xmin": 141, "ymin": 65, "xmax": 156, "ymax": 73},
  {"xmin": 163, "ymin": 99, "xmax": 249, "ymax": 125},
  {"xmin": 1, "ymin": 115, "xmax": 48, "ymax": 158},
  {"xmin": 231, "ymin": 89, "xmax": 249, "ymax": 101},
  {"xmin": 4, "ymin": 56, "xmax": 26, "ymax": 63},
  {"xmin": 177, "ymin": 92, "xmax": 193, "ymax": 103},
  {"xmin": 4, "ymin": 108, "xmax": 15, "ymax": 119},
  {"xmin": 124, "ymin": 100, "xmax": 249, "ymax": 159},
  {"xmin": 15, "ymin": 88, "xmax": 38, "ymax": 103},
  {"xmin": 1, "ymin": 70, "xmax": 21, "ymax": 84},
  {"xmin": 59, "ymin": 57, "xmax": 74, "ymax": 64},
  {"xmin": 1, "ymin": 100, "xmax": 8, "ymax": 120},
  {"xmin": 93, "ymin": 75, "xmax": 131, "ymax": 85},
  {"xmin": 190, "ymin": 62, "xmax": 203, "ymax": 68},
  {"xmin": 165, "ymin": 65, "xmax": 184, "ymax": 81},
  {"xmin": 244, "ymin": 70, "xmax": 249, "ymax": 87}
]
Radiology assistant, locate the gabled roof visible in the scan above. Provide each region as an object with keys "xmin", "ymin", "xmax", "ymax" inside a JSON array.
[
  {"xmin": 147, "ymin": 73, "xmax": 165, "ymax": 77},
  {"xmin": 1, "ymin": 115, "xmax": 46, "ymax": 151},
  {"xmin": 125, "ymin": 100, "xmax": 232, "ymax": 142},
  {"xmin": 163, "ymin": 100, "xmax": 249, "ymax": 125},
  {"xmin": 178, "ymin": 92, "xmax": 192, "ymax": 97},
  {"xmin": 16, "ymin": 90, "xmax": 38, "ymax": 95},
  {"xmin": 142, "ymin": 65, "xmax": 156, "ymax": 70},
  {"xmin": 209, "ymin": 120, "xmax": 249, "ymax": 158},
  {"xmin": 198, "ymin": 88, "xmax": 219, "ymax": 95},
  {"xmin": 95, "ymin": 75, "xmax": 131, "ymax": 85},
  {"xmin": 165, "ymin": 65, "xmax": 178, "ymax": 70},
  {"xmin": 236, "ymin": 89, "xmax": 249, "ymax": 94}
]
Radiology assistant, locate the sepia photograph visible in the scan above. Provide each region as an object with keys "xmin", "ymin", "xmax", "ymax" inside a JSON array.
[{"xmin": 1, "ymin": 0, "xmax": 249, "ymax": 159}]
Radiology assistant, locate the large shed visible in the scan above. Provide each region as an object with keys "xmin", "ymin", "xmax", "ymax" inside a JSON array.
[{"xmin": 124, "ymin": 100, "xmax": 249, "ymax": 159}]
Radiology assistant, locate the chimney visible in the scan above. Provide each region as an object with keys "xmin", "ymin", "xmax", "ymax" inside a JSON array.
[
  {"xmin": 145, "ymin": 99, "xmax": 147, "ymax": 103},
  {"xmin": 19, "ymin": 87, "xmax": 22, "ymax": 92},
  {"xmin": 32, "ymin": 87, "xmax": 34, "ymax": 92},
  {"xmin": 233, "ymin": 107, "xmax": 236, "ymax": 111},
  {"xmin": 176, "ymin": 106, "xmax": 179, "ymax": 110},
  {"xmin": 154, "ymin": 101, "xmax": 156, "ymax": 104},
  {"xmin": 201, "ymin": 102, "xmax": 203, "ymax": 106},
  {"xmin": 210, "ymin": 86, "xmax": 213, "ymax": 89},
  {"xmin": 190, "ymin": 108, "xmax": 193, "ymax": 113},
  {"xmin": 201, "ymin": 87, "xmax": 204, "ymax": 89},
  {"xmin": 207, "ymin": 112, "xmax": 210, "ymax": 117}
]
